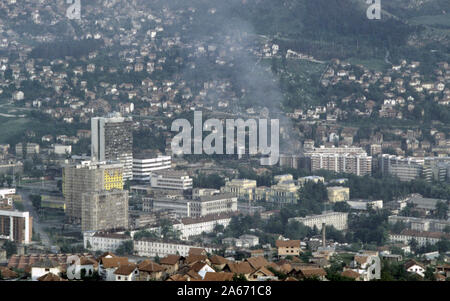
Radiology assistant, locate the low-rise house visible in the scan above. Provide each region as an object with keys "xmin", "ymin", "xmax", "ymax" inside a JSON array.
[
  {"xmin": 223, "ymin": 262, "xmax": 255, "ymax": 280},
  {"xmin": 0, "ymin": 267, "xmax": 18, "ymax": 280},
  {"xmin": 66, "ymin": 256, "xmax": 98, "ymax": 280},
  {"xmin": 31, "ymin": 259, "xmax": 62, "ymax": 281},
  {"xmin": 276, "ymin": 240, "xmax": 301, "ymax": 257},
  {"xmin": 113, "ymin": 264, "xmax": 139, "ymax": 281},
  {"xmin": 404, "ymin": 260, "xmax": 425, "ymax": 278},
  {"xmin": 137, "ymin": 260, "xmax": 165, "ymax": 281},
  {"xmin": 349, "ymin": 254, "xmax": 381, "ymax": 281},
  {"xmin": 246, "ymin": 256, "xmax": 269, "ymax": 271},
  {"xmin": 160, "ymin": 255, "xmax": 182, "ymax": 274},
  {"xmin": 249, "ymin": 266, "xmax": 276, "ymax": 281},
  {"xmin": 293, "ymin": 266, "xmax": 327, "ymax": 280},
  {"xmin": 341, "ymin": 270, "xmax": 361, "ymax": 281},
  {"xmin": 209, "ymin": 255, "xmax": 229, "ymax": 271},
  {"xmin": 99, "ymin": 256, "xmax": 129, "ymax": 281},
  {"xmin": 189, "ymin": 262, "xmax": 215, "ymax": 279},
  {"xmin": 436, "ymin": 264, "xmax": 450, "ymax": 278},
  {"xmin": 203, "ymin": 272, "xmax": 234, "ymax": 281},
  {"xmin": 37, "ymin": 273, "xmax": 68, "ymax": 282}
]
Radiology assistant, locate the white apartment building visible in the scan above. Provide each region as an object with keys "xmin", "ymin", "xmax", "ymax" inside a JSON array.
[
  {"xmin": 173, "ymin": 213, "xmax": 233, "ymax": 240},
  {"xmin": 190, "ymin": 193, "xmax": 238, "ymax": 217},
  {"xmin": 83, "ymin": 231, "xmax": 131, "ymax": 252},
  {"xmin": 134, "ymin": 239, "xmax": 215, "ymax": 257},
  {"xmin": 388, "ymin": 216, "xmax": 450, "ymax": 233},
  {"xmin": 289, "ymin": 212, "xmax": 348, "ymax": 231},
  {"xmin": 132, "ymin": 155, "xmax": 171, "ymax": 181},
  {"xmin": 150, "ymin": 171, "xmax": 193, "ymax": 191},
  {"xmin": 149, "ymin": 193, "xmax": 237, "ymax": 218},
  {"xmin": 389, "ymin": 230, "xmax": 450, "ymax": 247}
]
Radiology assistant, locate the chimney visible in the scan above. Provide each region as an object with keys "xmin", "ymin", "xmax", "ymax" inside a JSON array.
[{"xmin": 322, "ymin": 223, "xmax": 326, "ymax": 248}]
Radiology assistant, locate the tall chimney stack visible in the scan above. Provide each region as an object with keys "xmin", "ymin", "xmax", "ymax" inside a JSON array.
[{"xmin": 322, "ymin": 223, "xmax": 326, "ymax": 248}]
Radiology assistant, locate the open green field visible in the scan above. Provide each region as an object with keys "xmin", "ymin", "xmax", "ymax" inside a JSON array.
[
  {"xmin": 347, "ymin": 57, "xmax": 389, "ymax": 73},
  {"xmin": 0, "ymin": 116, "xmax": 32, "ymax": 144}
]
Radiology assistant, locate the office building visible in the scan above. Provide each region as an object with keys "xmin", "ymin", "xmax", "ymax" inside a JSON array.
[
  {"xmin": 63, "ymin": 161, "xmax": 124, "ymax": 224},
  {"xmin": 0, "ymin": 210, "xmax": 32, "ymax": 244},
  {"xmin": 81, "ymin": 190, "xmax": 129, "ymax": 232},
  {"xmin": 132, "ymin": 154, "xmax": 171, "ymax": 182},
  {"xmin": 150, "ymin": 171, "xmax": 193, "ymax": 191},
  {"xmin": 91, "ymin": 113, "xmax": 133, "ymax": 180},
  {"xmin": 380, "ymin": 154, "xmax": 433, "ymax": 182}
]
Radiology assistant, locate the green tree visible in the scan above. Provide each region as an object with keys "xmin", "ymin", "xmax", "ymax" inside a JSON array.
[
  {"xmin": 435, "ymin": 201, "xmax": 448, "ymax": 220},
  {"xmin": 116, "ymin": 241, "xmax": 134, "ymax": 256},
  {"xmin": 2, "ymin": 241, "xmax": 17, "ymax": 257}
]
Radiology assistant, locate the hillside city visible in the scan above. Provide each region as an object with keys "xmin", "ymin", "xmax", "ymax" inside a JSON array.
[{"xmin": 0, "ymin": 0, "xmax": 449, "ymax": 282}]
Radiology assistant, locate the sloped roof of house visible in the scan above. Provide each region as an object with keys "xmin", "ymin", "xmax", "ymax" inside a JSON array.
[
  {"xmin": 225, "ymin": 262, "xmax": 254, "ymax": 275},
  {"xmin": 276, "ymin": 240, "xmax": 300, "ymax": 248},
  {"xmin": 203, "ymin": 272, "xmax": 234, "ymax": 281},
  {"xmin": 102, "ymin": 257, "xmax": 129, "ymax": 269},
  {"xmin": 0, "ymin": 267, "xmax": 18, "ymax": 279},
  {"xmin": 209, "ymin": 255, "xmax": 228, "ymax": 266},
  {"xmin": 37, "ymin": 272, "xmax": 67, "ymax": 281},
  {"xmin": 79, "ymin": 257, "xmax": 98, "ymax": 266},
  {"xmin": 297, "ymin": 267, "xmax": 327, "ymax": 278},
  {"xmin": 160, "ymin": 255, "xmax": 181, "ymax": 265},
  {"xmin": 167, "ymin": 274, "xmax": 189, "ymax": 281},
  {"xmin": 113, "ymin": 264, "xmax": 137, "ymax": 276},
  {"xmin": 185, "ymin": 254, "xmax": 207, "ymax": 265},
  {"xmin": 341, "ymin": 270, "xmax": 360, "ymax": 279},
  {"xmin": 189, "ymin": 247, "xmax": 207, "ymax": 256},
  {"xmin": 405, "ymin": 259, "xmax": 425, "ymax": 270},
  {"xmin": 190, "ymin": 262, "xmax": 211, "ymax": 273},
  {"xmin": 138, "ymin": 260, "xmax": 165, "ymax": 273},
  {"xmin": 246, "ymin": 256, "xmax": 269, "ymax": 270},
  {"xmin": 185, "ymin": 269, "xmax": 202, "ymax": 280},
  {"xmin": 250, "ymin": 266, "xmax": 274, "ymax": 277}
]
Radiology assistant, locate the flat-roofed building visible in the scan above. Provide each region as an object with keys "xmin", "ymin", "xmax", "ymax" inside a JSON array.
[
  {"xmin": 91, "ymin": 114, "xmax": 133, "ymax": 180},
  {"xmin": 327, "ymin": 186, "xmax": 350, "ymax": 202},
  {"xmin": 0, "ymin": 209, "xmax": 32, "ymax": 244},
  {"xmin": 83, "ymin": 231, "xmax": 131, "ymax": 252},
  {"xmin": 347, "ymin": 199, "xmax": 383, "ymax": 211},
  {"xmin": 173, "ymin": 213, "xmax": 233, "ymax": 240},
  {"xmin": 388, "ymin": 215, "xmax": 450, "ymax": 232},
  {"xmin": 190, "ymin": 193, "xmax": 237, "ymax": 217},
  {"xmin": 150, "ymin": 171, "xmax": 193, "ymax": 191},
  {"xmin": 134, "ymin": 238, "xmax": 214, "ymax": 257},
  {"xmin": 149, "ymin": 193, "xmax": 237, "ymax": 218},
  {"xmin": 305, "ymin": 146, "xmax": 372, "ymax": 176},
  {"xmin": 81, "ymin": 190, "xmax": 129, "ymax": 232},
  {"xmin": 63, "ymin": 160, "xmax": 124, "ymax": 224},
  {"xmin": 220, "ymin": 179, "xmax": 257, "ymax": 201},
  {"xmin": 289, "ymin": 212, "xmax": 348, "ymax": 231},
  {"xmin": 389, "ymin": 230, "xmax": 450, "ymax": 247},
  {"xmin": 132, "ymin": 154, "xmax": 171, "ymax": 182}
]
